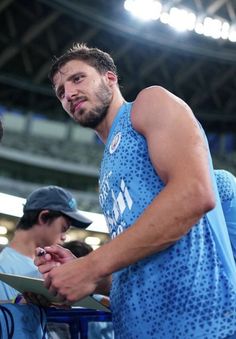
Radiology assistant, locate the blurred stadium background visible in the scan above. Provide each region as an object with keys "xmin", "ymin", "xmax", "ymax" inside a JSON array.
[{"xmin": 0, "ymin": 0, "xmax": 235, "ymax": 246}]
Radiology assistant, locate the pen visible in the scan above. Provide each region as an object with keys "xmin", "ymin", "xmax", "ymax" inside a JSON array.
[{"xmin": 37, "ymin": 249, "xmax": 46, "ymax": 256}]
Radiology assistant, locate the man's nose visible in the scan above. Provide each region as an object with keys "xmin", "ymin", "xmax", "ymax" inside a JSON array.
[{"xmin": 65, "ymin": 83, "xmax": 77, "ymax": 101}]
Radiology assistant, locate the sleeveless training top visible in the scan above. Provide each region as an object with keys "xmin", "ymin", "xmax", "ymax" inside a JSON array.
[{"xmin": 99, "ymin": 102, "xmax": 236, "ymax": 339}]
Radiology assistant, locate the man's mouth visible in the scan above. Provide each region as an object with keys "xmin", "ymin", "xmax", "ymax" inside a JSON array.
[
  {"xmin": 72, "ymin": 99, "xmax": 86, "ymax": 115},
  {"xmin": 70, "ymin": 97, "xmax": 86, "ymax": 115}
]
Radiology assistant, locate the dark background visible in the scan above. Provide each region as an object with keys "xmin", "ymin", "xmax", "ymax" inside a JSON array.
[
  {"xmin": 0, "ymin": 0, "xmax": 235, "ymax": 130},
  {"xmin": 0, "ymin": 0, "xmax": 236, "ymax": 212}
]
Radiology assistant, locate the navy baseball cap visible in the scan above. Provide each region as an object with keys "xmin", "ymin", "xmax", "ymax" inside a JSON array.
[{"xmin": 23, "ymin": 186, "xmax": 92, "ymax": 228}]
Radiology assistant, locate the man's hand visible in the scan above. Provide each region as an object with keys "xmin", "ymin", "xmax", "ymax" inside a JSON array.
[
  {"xmin": 44, "ymin": 255, "xmax": 100, "ymax": 304},
  {"xmin": 34, "ymin": 245, "xmax": 76, "ymax": 278}
]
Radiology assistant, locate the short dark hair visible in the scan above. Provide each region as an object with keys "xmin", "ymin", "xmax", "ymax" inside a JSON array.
[
  {"xmin": 63, "ymin": 240, "xmax": 93, "ymax": 258},
  {"xmin": 0, "ymin": 119, "xmax": 3, "ymax": 142},
  {"xmin": 49, "ymin": 43, "xmax": 117, "ymax": 86},
  {"xmin": 16, "ymin": 210, "xmax": 65, "ymax": 230}
]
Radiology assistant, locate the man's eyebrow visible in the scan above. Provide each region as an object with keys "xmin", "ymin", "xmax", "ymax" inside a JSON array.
[{"xmin": 55, "ymin": 72, "xmax": 84, "ymax": 97}]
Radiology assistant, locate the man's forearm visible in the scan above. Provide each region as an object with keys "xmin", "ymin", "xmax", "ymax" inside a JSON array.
[{"xmin": 89, "ymin": 180, "xmax": 215, "ymax": 280}]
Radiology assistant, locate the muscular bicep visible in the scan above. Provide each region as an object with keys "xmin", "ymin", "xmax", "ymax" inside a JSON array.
[
  {"xmin": 148, "ymin": 108, "xmax": 208, "ymax": 185},
  {"xmin": 131, "ymin": 87, "xmax": 211, "ymax": 189}
]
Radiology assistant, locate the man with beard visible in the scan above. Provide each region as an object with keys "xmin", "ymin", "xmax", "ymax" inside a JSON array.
[{"xmin": 35, "ymin": 44, "xmax": 236, "ymax": 339}]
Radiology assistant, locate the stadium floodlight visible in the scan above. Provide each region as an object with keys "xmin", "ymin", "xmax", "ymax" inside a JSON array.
[
  {"xmin": 229, "ymin": 26, "xmax": 236, "ymax": 42},
  {"xmin": 160, "ymin": 12, "xmax": 169, "ymax": 24},
  {"xmin": 221, "ymin": 22, "xmax": 230, "ymax": 40},
  {"xmin": 168, "ymin": 7, "xmax": 196, "ymax": 32},
  {"xmin": 124, "ymin": 0, "xmax": 162, "ymax": 21},
  {"xmin": 202, "ymin": 17, "xmax": 223, "ymax": 39},
  {"xmin": 195, "ymin": 22, "xmax": 204, "ymax": 35},
  {"xmin": 124, "ymin": 0, "xmax": 236, "ymax": 43}
]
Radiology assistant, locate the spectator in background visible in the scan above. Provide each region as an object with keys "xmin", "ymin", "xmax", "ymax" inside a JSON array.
[
  {"xmin": 63, "ymin": 239, "xmax": 93, "ymax": 257},
  {"xmin": 0, "ymin": 185, "xmax": 91, "ymax": 301}
]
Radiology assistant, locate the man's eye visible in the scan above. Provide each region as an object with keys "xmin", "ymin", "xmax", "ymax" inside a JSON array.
[
  {"xmin": 58, "ymin": 91, "xmax": 65, "ymax": 99},
  {"xmin": 74, "ymin": 76, "xmax": 81, "ymax": 83}
]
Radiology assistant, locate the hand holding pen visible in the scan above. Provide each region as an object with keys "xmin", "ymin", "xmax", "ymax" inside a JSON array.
[
  {"xmin": 35, "ymin": 245, "xmax": 76, "ymax": 277},
  {"xmin": 37, "ymin": 248, "xmax": 47, "ymax": 257}
]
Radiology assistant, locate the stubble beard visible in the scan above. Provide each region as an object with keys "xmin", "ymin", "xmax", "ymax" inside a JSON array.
[{"xmin": 77, "ymin": 80, "xmax": 113, "ymax": 129}]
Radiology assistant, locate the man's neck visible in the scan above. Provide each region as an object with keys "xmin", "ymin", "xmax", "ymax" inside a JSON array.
[
  {"xmin": 9, "ymin": 230, "xmax": 37, "ymax": 259},
  {"xmin": 96, "ymin": 94, "xmax": 125, "ymax": 144}
]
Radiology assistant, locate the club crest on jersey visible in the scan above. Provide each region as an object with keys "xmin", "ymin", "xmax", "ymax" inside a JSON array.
[{"xmin": 109, "ymin": 132, "xmax": 121, "ymax": 154}]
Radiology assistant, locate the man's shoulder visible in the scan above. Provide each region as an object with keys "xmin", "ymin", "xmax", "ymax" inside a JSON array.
[
  {"xmin": 134, "ymin": 86, "xmax": 168, "ymax": 103},
  {"xmin": 131, "ymin": 86, "xmax": 179, "ymax": 133},
  {"xmin": 132, "ymin": 85, "xmax": 182, "ymax": 116},
  {"xmin": 131, "ymin": 86, "xmax": 164, "ymax": 115}
]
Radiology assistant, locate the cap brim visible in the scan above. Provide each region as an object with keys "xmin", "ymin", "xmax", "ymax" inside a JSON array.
[{"xmin": 62, "ymin": 210, "xmax": 92, "ymax": 228}]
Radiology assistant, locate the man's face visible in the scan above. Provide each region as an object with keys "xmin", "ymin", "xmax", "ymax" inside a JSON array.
[
  {"xmin": 53, "ymin": 59, "xmax": 113, "ymax": 129},
  {"xmin": 41, "ymin": 215, "xmax": 70, "ymax": 247}
]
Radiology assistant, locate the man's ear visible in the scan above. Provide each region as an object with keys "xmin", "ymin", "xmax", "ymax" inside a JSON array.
[
  {"xmin": 38, "ymin": 210, "xmax": 50, "ymax": 225},
  {"xmin": 105, "ymin": 71, "xmax": 117, "ymax": 86}
]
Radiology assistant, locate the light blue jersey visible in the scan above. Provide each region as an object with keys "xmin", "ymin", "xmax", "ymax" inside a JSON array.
[
  {"xmin": 99, "ymin": 102, "xmax": 236, "ymax": 339},
  {"xmin": 215, "ymin": 169, "xmax": 236, "ymax": 260},
  {"xmin": 0, "ymin": 247, "xmax": 41, "ymax": 300}
]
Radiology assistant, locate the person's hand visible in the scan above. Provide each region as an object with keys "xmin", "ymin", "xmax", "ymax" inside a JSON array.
[
  {"xmin": 34, "ymin": 245, "xmax": 76, "ymax": 278},
  {"xmin": 44, "ymin": 255, "xmax": 100, "ymax": 304}
]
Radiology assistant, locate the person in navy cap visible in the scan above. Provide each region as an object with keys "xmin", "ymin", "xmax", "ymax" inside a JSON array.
[
  {"xmin": 24, "ymin": 185, "xmax": 91, "ymax": 229},
  {"xmin": 0, "ymin": 185, "xmax": 91, "ymax": 301}
]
